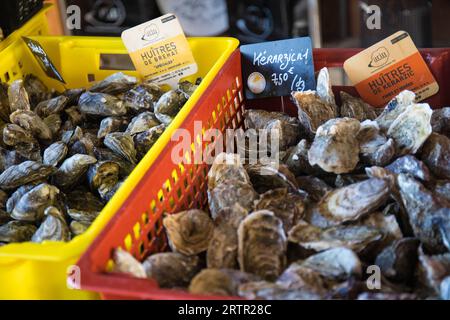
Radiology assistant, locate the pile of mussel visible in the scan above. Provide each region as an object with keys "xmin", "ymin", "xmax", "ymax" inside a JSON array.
[
  {"xmin": 0, "ymin": 72, "xmax": 198, "ymax": 244},
  {"xmin": 111, "ymin": 68, "xmax": 450, "ymax": 300}
]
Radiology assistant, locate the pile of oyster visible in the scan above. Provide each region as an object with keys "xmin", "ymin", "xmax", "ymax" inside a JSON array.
[
  {"xmin": 112, "ymin": 68, "xmax": 450, "ymax": 300},
  {"xmin": 0, "ymin": 72, "xmax": 198, "ymax": 244}
]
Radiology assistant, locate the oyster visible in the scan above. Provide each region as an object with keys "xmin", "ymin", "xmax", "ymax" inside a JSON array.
[
  {"xmin": 212, "ymin": 203, "xmax": 248, "ymax": 229},
  {"xmin": 238, "ymin": 281, "xmax": 322, "ymax": 300},
  {"xmin": 434, "ymin": 180, "xmax": 450, "ymax": 203},
  {"xmin": 207, "ymin": 213, "xmax": 240, "ymax": 269},
  {"xmin": 63, "ymin": 106, "xmax": 85, "ymax": 129},
  {"xmin": 123, "ymin": 85, "xmax": 155, "ymax": 113},
  {"xmin": 61, "ymin": 126, "xmax": 83, "ymax": 146},
  {"xmin": 154, "ymin": 90, "xmax": 187, "ymax": 125},
  {"xmin": 387, "ymin": 103, "xmax": 432, "ymax": 156},
  {"xmin": 397, "ymin": 174, "xmax": 449, "ymax": 253},
  {"xmin": 207, "ymin": 153, "xmax": 250, "ymax": 189},
  {"xmin": 104, "ymin": 132, "xmax": 137, "ymax": 164},
  {"xmin": 11, "ymin": 183, "xmax": 60, "ymax": 222},
  {"xmin": 417, "ymin": 248, "xmax": 450, "ymax": 295},
  {"xmin": 70, "ymin": 220, "xmax": 90, "ymax": 236},
  {"xmin": 283, "ymin": 139, "xmax": 322, "ymax": 176},
  {"xmin": 66, "ymin": 189, "xmax": 104, "ymax": 215},
  {"xmin": 8, "ymin": 80, "xmax": 31, "ymax": 112},
  {"xmin": 178, "ymin": 81, "xmax": 198, "ymax": 98},
  {"xmin": 254, "ymin": 188, "xmax": 305, "ymax": 232},
  {"xmin": 317, "ymin": 178, "xmax": 390, "ymax": 224},
  {"xmin": 441, "ymin": 277, "xmax": 450, "ymax": 300},
  {"xmin": 376, "ymin": 90, "xmax": 416, "ymax": 132},
  {"xmin": 68, "ymin": 209, "xmax": 99, "ymax": 224},
  {"xmin": 93, "ymin": 147, "xmax": 135, "ymax": 177},
  {"xmin": 189, "ymin": 269, "xmax": 258, "ymax": 296},
  {"xmin": 43, "ymin": 113, "xmax": 62, "ymax": 137},
  {"xmin": 87, "ymin": 161, "xmax": 120, "ymax": 198},
  {"xmin": 134, "ymin": 124, "xmax": 165, "ymax": 160},
  {"xmin": 375, "ymin": 238, "xmax": 420, "ymax": 283},
  {"xmin": 97, "ymin": 116, "xmax": 128, "ymax": 139},
  {"xmin": 101, "ymin": 180, "xmax": 123, "ymax": 202},
  {"xmin": 385, "ymin": 155, "xmax": 431, "ymax": 182},
  {"xmin": 431, "ymin": 107, "xmax": 450, "ymax": 137},
  {"xmin": 244, "ymin": 109, "xmax": 301, "ymax": 150},
  {"xmin": 0, "ymin": 221, "xmax": 37, "ymax": 243},
  {"xmin": 277, "ymin": 262, "xmax": 328, "ymax": 293},
  {"xmin": 238, "ymin": 210, "xmax": 287, "ymax": 281},
  {"xmin": 334, "ymin": 174, "xmax": 368, "ymax": 188},
  {"xmin": 316, "ymin": 67, "xmax": 338, "ymax": 114},
  {"xmin": 43, "ymin": 142, "xmax": 68, "ymax": 166},
  {"xmin": 6, "ymin": 184, "xmax": 35, "ymax": 213},
  {"xmin": 79, "ymin": 92, "xmax": 126, "ymax": 116},
  {"xmin": 163, "ymin": 209, "xmax": 214, "ymax": 256},
  {"xmin": 288, "ymin": 221, "xmax": 384, "ymax": 253},
  {"xmin": 420, "ymin": 133, "xmax": 450, "ymax": 180},
  {"xmin": 357, "ymin": 120, "xmax": 395, "ymax": 166},
  {"xmin": 52, "ymin": 154, "xmax": 97, "ymax": 189},
  {"xmin": 296, "ymin": 176, "xmax": 332, "ymax": 203},
  {"xmin": 3, "ymin": 124, "xmax": 41, "ymax": 161},
  {"xmin": 35, "ymin": 95, "xmax": 69, "ymax": 117},
  {"xmin": 23, "ymin": 74, "xmax": 51, "ymax": 108},
  {"xmin": 143, "ymin": 252, "xmax": 200, "ymax": 288},
  {"xmin": 125, "ymin": 111, "xmax": 159, "ymax": 135},
  {"xmin": 90, "ymin": 72, "xmax": 137, "ymax": 95},
  {"xmin": 0, "ymin": 161, "xmax": 56, "ymax": 190},
  {"xmin": 291, "ymin": 90, "xmax": 336, "ymax": 138},
  {"xmin": 10, "ymin": 110, "xmax": 52, "ymax": 141},
  {"xmin": 246, "ymin": 163, "xmax": 301, "ymax": 195},
  {"xmin": 340, "ymin": 91, "xmax": 377, "ymax": 121},
  {"xmin": 31, "ymin": 206, "xmax": 70, "ymax": 242},
  {"xmin": 208, "ymin": 180, "xmax": 257, "ymax": 220},
  {"xmin": 0, "ymin": 82, "xmax": 10, "ymax": 122},
  {"xmin": 112, "ymin": 248, "xmax": 147, "ymax": 279},
  {"xmin": 308, "ymin": 118, "xmax": 361, "ymax": 174}
]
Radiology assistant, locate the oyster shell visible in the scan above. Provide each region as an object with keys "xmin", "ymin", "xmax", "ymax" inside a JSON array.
[
  {"xmin": 79, "ymin": 92, "xmax": 127, "ymax": 117},
  {"xmin": 254, "ymin": 188, "xmax": 305, "ymax": 232},
  {"xmin": 317, "ymin": 178, "xmax": 390, "ymax": 224},
  {"xmin": 434, "ymin": 180, "xmax": 450, "ymax": 203},
  {"xmin": 288, "ymin": 221, "xmax": 384, "ymax": 253},
  {"xmin": 97, "ymin": 116, "xmax": 128, "ymax": 139},
  {"xmin": 11, "ymin": 183, "xmax": 60, "ymax": 222},
  {"xmin": 246, "ymin": 163, "xmax": 301, "ymax": 195},
  {"xmin": 125, "ymin": 111, "xmax": 160, "ymax": 135},
  {"xmin": 308, "ymin": 118, "xmax": 361, "ymax": 174},
  {"xmin": 238, "ymin": 210, "xmax": 287, "ymax": 281},
  {"xmin": 385, "ymin": 155, "xmax": 431, "ymax": 182},
  {"xmin": 431, "ymin": 107, "xmax": 450, "ymax": 137},
  {"xmin": 207, "ymin": 221, "xmax": 239, "ymax": 269},
  {"xmin": 23, "ymin": 74, "xmax": 51, "ymax": 108},
  {"xmin": 0, "ymin": 161, "xmax": 56, "ymax": 190},
  {"xmin": 63, "ymin": 106, "xmax": 85, "ymax": 129},
  {"xmin": 43, "ymin": 141, "xmax": 68, "ymax": 166},
  {"xmin": 207, "ymin": 153, "xmax": 250, "ymax": 190},
  {"xmin": 112, "ymin": 248, "xmax": 147, "ymax": 279},
  {"xmin": 52, "ymin": 154, "xmax": 97, "ymax": 189},
  {"xmin": 143, "ymin": 253, "xmax": 200, "ymax": 288},
  {"xmin": 420, "ymin": 133, "xmax": 450, "ymax": 180},
  {"xmin": 178, "ymin": 81, "xmax": 198, "ymax": 98},
  {"xmin": 154, "ymin": 90, "xmax": 186, "ymax": 125},
  {"xmin": 0, "ymin": 82, "xmax": 11, "ymax": 123},
  {"xmin": 295, "ymin": 176, "xmax": 332, "ymax": 202},
  {"xmin": 43, "ymin": 113, "xmax": 62, "ymax": 137},
  {"xmin": 291, "ymin": 90, "xmax": 336, "ymax": 138},
  {"xmin": 283, "ymin": 139, "xmax": 322, "ymax": 176},
  {"xmin": 340, "ymin": 91, "xmax": 377, "ymax": 121},
  {"xmin": 387, "ymin": 103, "xmax": 432, "ymax": 156},
  {"xmin": 68, "ymin": 209, "xmax": 99, "ymax": 224},
  {"xmin": 375, "ymin": 238, "xmax": 420, "ymax": 283},
  {"xmin": 8, "ymin": 80, "xmax": 31, "ymax": 112},
  {"xmin": 357, "ymin": 120, "xmax": 395, "ymax": 166},
  {"xmin": 104, "ymin": 132, "xmax": 137, "ymax": 164},
  {"xmin": 417, "ymin": 247, "xmax": 450, "ymax": 295},
  {"xmin": 238, "ymin": 281, "xmax": 322, "ymax": 300},
  {"xmin": 134, "ymin": 124, "xmax": 165, "ymax": 160},
  {"xmin": 244, "ymin": 109, "xmax": 301, "ymax": 150},
  {"xmin": 66, "ymin": 189, "xmax": 103, "ymax": 215},
  {"xmin": 163, "ymin": 209, "xmax": 214, "ymax": 256},
  {"xmin": 3, "ymin": 124, "xmax": 41, "ymax": 161},
  {"xmin": 397, "ymin": 174, "xmax": 449, "ymax": 253},
  {"xmin": 0, "ymin": 209, "xmax": 11, "ymax": 224},
  {"xmin": 189, "ymin": 269, "xmax": 258, "ymax": 296},
  {"xmin": 316, "ymin": 67, "xmax": 338, "ymax": 114},
  {"xmin": 212, "ymin": 203, "xmax": 248, "ymax": 230},
  {"xmin": 35, "ymin": 95, "xmax": 69, "ymax": 117},
  {"xmin": 93, "ymin": 147, "xmax": 135, "ymax": 178},
  {"xmin": 123, "ymin": 85, "xmax": 155, "ymax": 113},
  {"xmin": 208, "ymin": 180, "xmax": 257, "ymax": 220},
  {"xmin": 6, "ymin": 184, "xmax": 35, "ymax": 213},
  {"xmin": 90, "ymin": 72, "xmax": 137, "ymax": 95},
  {"xmin": 277, "ymin": 262, "xmax": 328, "ymax": 293},
  {"xmin": 0, "ymin": 221, "xmax": 37, "ymax": 243},
  {"xmin": 376, "ymin": 90, "xmax": 416, "ymax": 132},
  {"xmin": 87, "ymin": 161, "xmax": 120, "ymax": 198},
  {"xmin": 70, "ymin": 220, "xmax": 90, "ymax": 236},
  {"xmin": 31, "ymin": 206, "xmax": 70, "ymax": 242}
]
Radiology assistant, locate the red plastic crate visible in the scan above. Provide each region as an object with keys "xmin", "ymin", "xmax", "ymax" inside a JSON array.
[{"xmin": 76, "ymin": 48, "xmax": 450, "ymax": 300}]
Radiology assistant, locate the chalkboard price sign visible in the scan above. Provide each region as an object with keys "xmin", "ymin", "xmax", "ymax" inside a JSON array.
[
  {"xmin": 240, "ymin": 37, "xmax": 315, "ymax": 99},
  {"xmin": 23, "ymin": 37, "xmax": 66, "ymax": 84}
]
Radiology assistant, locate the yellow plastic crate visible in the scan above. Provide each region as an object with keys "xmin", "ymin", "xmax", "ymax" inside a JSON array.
[
  {"xmin": 0, "ymin": 4, "xmax": 51, "ymax": 52},
  {"xmin": 0, "ymin": 35, "xmax": 239, "ymax": 299}
]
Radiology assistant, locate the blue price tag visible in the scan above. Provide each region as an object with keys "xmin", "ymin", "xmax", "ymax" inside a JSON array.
[{"xmin": 240, "ymin": 37, "xmax": 315, "ymax": 99}]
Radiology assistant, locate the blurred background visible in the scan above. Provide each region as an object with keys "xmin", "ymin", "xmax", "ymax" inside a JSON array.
[{"xmin": 37, "ymin": 0, "xmax": 450, "ymax": 48}]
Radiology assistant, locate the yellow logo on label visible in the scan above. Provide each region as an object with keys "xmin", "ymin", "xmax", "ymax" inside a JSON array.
[{"xmin": 369, "ymin": 47, "xmax": 390, "ymax": 68}]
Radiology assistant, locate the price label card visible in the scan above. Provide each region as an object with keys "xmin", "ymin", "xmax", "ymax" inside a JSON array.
[
  {"xmin": 344, "ymin": 31, "xmax": 439, "ymax": 107},
  {"xmin": 23, "ymin": 37, "xmax": 65, "ymax": 84},
  {"xmin": 121, "ymin": 13, "xmax": 198, "ymax": 88},
  {"xmin": 240, "ymin": 37, "xmax": 315, "ymax": 99}
]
